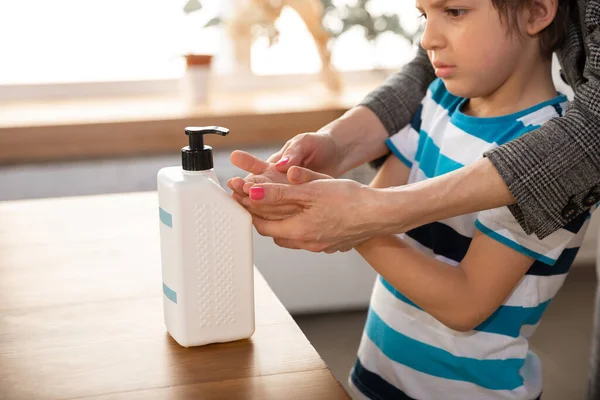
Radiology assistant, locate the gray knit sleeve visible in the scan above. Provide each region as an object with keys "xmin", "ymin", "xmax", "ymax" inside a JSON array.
[
  {"xmin": 485, "ymin": 100, "xmax": 600, "ymax": 239},
  {"xmin": 485, "ymin": 4, "xmax": 600, "ymax": 240},
  {"xmin": 360, "ymin": 46, "xmax": 436, "ymax": 135}
]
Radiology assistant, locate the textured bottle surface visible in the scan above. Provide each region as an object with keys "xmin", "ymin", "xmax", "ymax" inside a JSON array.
[
  {"xmin": 195, "ymin": 203, "xmax": 236, "ymax": 328},
  {"xmin": 157, "ymin": 166, "xmax": 254, "ymax": 347}
]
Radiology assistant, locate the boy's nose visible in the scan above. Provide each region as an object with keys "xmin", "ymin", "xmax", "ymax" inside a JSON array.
[{"xmin": 420, "ymin": 22, "xmax": 445, "ymax": 51}]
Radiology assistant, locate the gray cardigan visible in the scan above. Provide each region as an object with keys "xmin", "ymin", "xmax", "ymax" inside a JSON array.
[
  {"xmin": 361, "ymin": 0, "xmax": 600, "ymax": 241},
  {"xmin": 361, "ymin": 2, "xmax": 600, "ymax": 398}
]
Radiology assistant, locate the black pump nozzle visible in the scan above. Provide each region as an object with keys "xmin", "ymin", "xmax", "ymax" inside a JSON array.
[{"xmin": 182, "ymin": 126, "xmax": 230, "ymax": 171}]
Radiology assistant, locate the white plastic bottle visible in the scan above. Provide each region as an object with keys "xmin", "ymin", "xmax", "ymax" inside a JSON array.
[{"xmin": 157, "ymin": 126, "xmax": 255, "ymax": 347}]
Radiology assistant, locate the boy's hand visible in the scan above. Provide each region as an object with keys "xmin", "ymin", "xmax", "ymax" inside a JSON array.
[
  {"xmin": 243, "ymin": 176, "xmax": 376, "ymax": 253},
  {"xmin": 227, "ymin": 150, "xmax": 301, "ymax": 220},
  {"xmin": 228, "ymin": 150, "xmax": 289, "ymax": 195}
]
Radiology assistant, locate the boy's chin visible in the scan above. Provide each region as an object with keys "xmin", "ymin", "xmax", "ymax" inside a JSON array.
[{"xmin": 442, "ymin": 79, "xmax": 475, "ymax": 99}]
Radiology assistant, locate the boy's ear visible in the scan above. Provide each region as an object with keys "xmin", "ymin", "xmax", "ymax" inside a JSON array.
[{"xmin": 525, "ymin": 0, "xmax": 558, "ymax": 36}]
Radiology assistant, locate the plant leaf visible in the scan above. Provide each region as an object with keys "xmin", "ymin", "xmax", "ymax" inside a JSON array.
[
  {"xmin": 183, "ymin": 0, "xmax": 202, "ymax": 14},
  {"xmin": 204, "ymin": 17, "xmax": 222, "ymax": 28}
]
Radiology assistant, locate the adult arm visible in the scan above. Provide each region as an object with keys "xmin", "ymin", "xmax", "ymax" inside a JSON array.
[
  {"xmin": 270, "ymin": 45, "xmax": 435, "ymax": 178},
  {"xmin": 247, "ymin": 157, "xmax": 514, "ymax": 252},
  {"xmin": 485, "ymin": 8, "xmax": 600, "ymax": 239}
]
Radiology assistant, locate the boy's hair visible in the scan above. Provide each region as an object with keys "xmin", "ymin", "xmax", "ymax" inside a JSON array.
[{"xmin": 491, "ymin": 0, "xmax": 571, "ymax": 58}]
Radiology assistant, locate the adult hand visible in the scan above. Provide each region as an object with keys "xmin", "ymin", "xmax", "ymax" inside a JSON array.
[
  {"xmin": 265, "ymin": 106, "xmax": 390, "ymax": 177},
  {"xmin": 266, "ymin": 132, "xmax": 342, "ymax": 177},
  {"xmin": 242, "ymin": 171, "xmax": 385, "ymax": 253},
  {"xmin": 228, "ymin": 133, "xmax": 339, "ymax": 200},
  {"xmin": 227, "ymin": 150, "xmax": 329, "ymax": 220}
]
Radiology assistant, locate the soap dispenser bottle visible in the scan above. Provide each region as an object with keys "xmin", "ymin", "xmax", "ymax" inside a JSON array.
[{"xmin": 157, "ymin": 126, "xmax": 255, "ymax": 347}]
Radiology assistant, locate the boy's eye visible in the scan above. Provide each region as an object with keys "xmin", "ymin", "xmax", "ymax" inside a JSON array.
[
  {"xmin": 418, "ymin": 12, "xmax": 427, "ymax": 20},
  {"xmin": 446, "ymin": 8, "xmax": 467, "ymax": 18}
]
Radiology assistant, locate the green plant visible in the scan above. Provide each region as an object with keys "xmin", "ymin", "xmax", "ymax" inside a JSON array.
[
  {"xmin": 321, "ymin": 0, "xmax": 420, "ymax": 44},
  {"xmin": 183, "ymin": 0, "xmax": 220, "ymax": 28},
  {"xmin": 183, "ymin": 0, "xmax": 421, "ymax": 44}
]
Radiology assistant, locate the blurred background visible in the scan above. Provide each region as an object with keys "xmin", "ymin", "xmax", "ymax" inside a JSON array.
[
  {"xmin": 0, "ymin": 0, "xmax": 427, "ymax": 314},
  {"xmin": 0, "ymin": 1, "xmax": 595, "ymax": 398}
]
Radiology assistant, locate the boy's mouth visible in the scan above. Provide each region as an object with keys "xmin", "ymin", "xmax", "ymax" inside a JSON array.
[{"xmin": 433, "ymin": 62, "xmax": 456, "ymax": 78}]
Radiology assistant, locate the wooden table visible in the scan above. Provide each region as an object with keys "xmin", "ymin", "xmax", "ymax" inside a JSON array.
[{"xmin": 0, "ymin": 192, "xmax": 350, "ymax": 399}]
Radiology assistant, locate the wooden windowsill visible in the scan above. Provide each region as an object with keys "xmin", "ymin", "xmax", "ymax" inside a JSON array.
[{"xmin": 0, "ymin": 79, "xmax": 383, "ymax": 166}]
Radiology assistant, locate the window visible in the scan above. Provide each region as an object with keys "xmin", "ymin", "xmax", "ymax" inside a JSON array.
[
  {"xmin": 0, "ymin": 0, "xmax": 191, "ymax": 85},
  {"xmin": 0, "ymin": 0, "xmax": 419, "ymax": 99}
]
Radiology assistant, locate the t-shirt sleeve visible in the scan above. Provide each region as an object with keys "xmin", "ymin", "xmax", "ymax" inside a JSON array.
[
  {"xmin": 475, "ymin": 203, "xmax": 598, "ymax": 266},
  {"xmin": 386, "ymin": 104, "xmax": 423, "ymax": 169}
]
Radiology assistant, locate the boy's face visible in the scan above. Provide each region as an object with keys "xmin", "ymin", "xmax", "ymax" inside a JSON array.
[{"xmin": 416, "ymin": 0, "xmax": 528, "ymax": 98}]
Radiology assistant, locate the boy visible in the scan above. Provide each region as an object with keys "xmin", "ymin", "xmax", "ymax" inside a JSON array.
[
  {"xmin": 228, "ymin": 0, "xmax": 592, "ymax": 398},
  {"xmin": 349, "ymin": 0, "xmax": 592, "ymax": 399}
]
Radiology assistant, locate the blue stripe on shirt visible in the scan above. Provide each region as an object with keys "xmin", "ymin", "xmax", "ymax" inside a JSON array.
[
  {"xmin": 415, "ymin": 132, "xmax": 464, "ymax": 177},
  {"xmin": 527, "ymin": 247, "xmax": 579, "ymax": 276},
  {"xmin": 450, "ymin": 118, "xmax": 527, "ymax": 146},
  {"xmin": 429, "ymin": 79, "xmax": 463, "ymax": 111},
  {"xmin": 411, "ymin": 104, "xmax": 423, "ymax": 132},
  {"xmin": 429, "ymin": 79, "xmax": 567, "ymax": 146},
  {"xmin": 406, "ymin": 221, "xmax": 578, "ymax": 277},
  {"xmin": 386, "ymin": 138, "xmax": 413, "ymax": 168},
  {"xmin": 380, "ymin": 276, "xmax": 550, "ymax": 338},
  {"xmin": 405, "ymin": 221, "xmax": 471, "ymax": 263},
  {"xmin": 476, "ymin": 300, "xmax": 551, "ymax": 337},
  {"xmin": 475, "ymin": 220, "xmax": 556, "ymax": 265},
  {"xmin": 364, "ymin": 307, "xmax": 525, "ymax": 390}
]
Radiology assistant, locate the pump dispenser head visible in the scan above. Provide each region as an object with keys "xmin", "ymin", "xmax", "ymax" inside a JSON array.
[{"xmin": 182, "ymin": 126, "xmax": 229, "ymax": 171}]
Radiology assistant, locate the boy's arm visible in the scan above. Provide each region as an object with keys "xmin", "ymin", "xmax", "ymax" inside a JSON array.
[
  {"xmin": 355, "ymin": 231, "xmax": 533, "ymax": 332},
  {"xmin": 369, "ymin": 155, "xmax": 411, "ymax": 189}
]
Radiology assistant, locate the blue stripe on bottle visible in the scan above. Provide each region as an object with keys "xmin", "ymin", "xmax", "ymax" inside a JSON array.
[
  {"xmin": 364, "ymin": 307, "xmax": 525, "ymax": 390},
  {"xmin": 163, "ymin": 282, "xmax": 177, "ymax": 304},
  {"xmin": 159, "ymin": 207, "xmax": 173, "ymax": 228}
]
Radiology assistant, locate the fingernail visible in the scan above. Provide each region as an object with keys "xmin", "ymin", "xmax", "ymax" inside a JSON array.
[
  {"xmin": 250, "ymin": 187, "xmax": 265, "ymax": 200},
  {"xmin": 276, "ymin": 157, "xmax": 290, "ymax": 167}
]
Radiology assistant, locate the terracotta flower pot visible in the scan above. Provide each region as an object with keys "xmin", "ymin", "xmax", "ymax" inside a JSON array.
[
  {"xmin": 184, "ymin": 54, "xmax": 213, "ymax": 67},
  {"xmin": 181, "ymin": 54, "xmax": 214, "ymax": 104}
]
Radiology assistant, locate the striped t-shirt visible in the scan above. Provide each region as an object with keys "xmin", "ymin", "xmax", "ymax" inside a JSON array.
[{"xmin": 350, "ymin": 79, "xmax": 596, "ymax": 400}]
